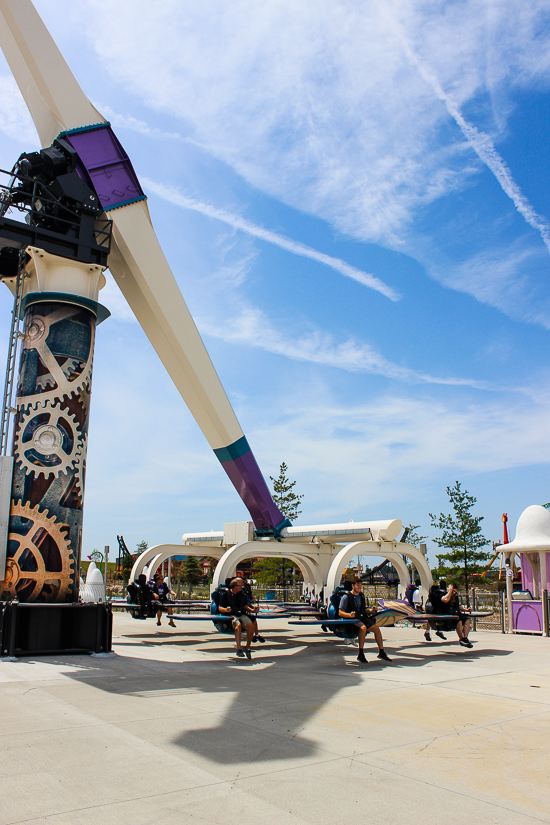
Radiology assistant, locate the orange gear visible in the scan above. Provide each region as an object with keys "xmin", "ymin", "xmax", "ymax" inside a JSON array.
[{"xmin": 0, "ymin": 501, "xmax": 74, "ymax": 602}]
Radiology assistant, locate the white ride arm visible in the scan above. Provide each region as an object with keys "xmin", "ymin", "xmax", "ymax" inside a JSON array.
[{"xmin": 0, "ymin": 0, "xmax": 286, "ymax": 532}]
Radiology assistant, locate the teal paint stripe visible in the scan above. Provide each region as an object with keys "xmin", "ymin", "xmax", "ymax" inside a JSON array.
[
  {"xmin": 106, "ymin": 195, "xmax": 147, "ymax": 211},
  {"xmin": 214, "ymin": 436, "xmax": 250, "ymax": 463},
  {"xmin": 57, "ymin": 122, "xmax": 110, "ymax": 137}
]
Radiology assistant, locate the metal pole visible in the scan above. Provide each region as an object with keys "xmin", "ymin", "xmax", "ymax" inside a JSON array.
[
  {"xmin": 544, "ymin": 590, "xmax": 549, "ymax": 638},
  {"xmin": 104, "ymin": 545, "xmax": 109, "ymax": 589},
  {"xmin": 500, "ymin": 589, "xmax": 506, "ymax": 634},
  {"xmin": 472, "ymin": 588, "xmax": 477, "ymax": 633}
]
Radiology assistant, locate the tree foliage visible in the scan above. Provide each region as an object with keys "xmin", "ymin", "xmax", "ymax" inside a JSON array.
[
  {"xmin": 403, "ymin": 524, "xmax": 428, "ymax": 547},
  {"xmin": 183, "ymin": 555, "xmax": 201, "ymax": 587},
  {"xmin": 253, "ymin": 557, "xmax": 302, "ymax": 585},
  {"xmin": 430, "ymin": 481, "xmax": 490, "ymax": 602},
  {"xmin": 269, "ymin": 462, "xmax": 303, "ymax": 521},
  {"xmin": 120, "ymin": 553, "xmax": 135, "ymax": 583}
]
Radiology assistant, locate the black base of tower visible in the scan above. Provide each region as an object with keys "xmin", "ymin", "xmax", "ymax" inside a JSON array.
[{"xmin": 0, "ymin": 602, "xmax": 112, "ymax": 658}]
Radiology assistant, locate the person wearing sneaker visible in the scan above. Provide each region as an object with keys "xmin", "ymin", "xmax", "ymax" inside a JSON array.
[
  {"xmin": 236, "ymin": 577, "xmax": 265, "ymax": 643},
  {"xmin": 441, "ymin": 583, "xmax": 473, "ymax": 647},
  {"xmin": 219, "ymin": 579, "xmax": 256, "ymax": 659},
  {"xmin": 339, "ymin": 578, "xmax": 392, "ymax": 664}
]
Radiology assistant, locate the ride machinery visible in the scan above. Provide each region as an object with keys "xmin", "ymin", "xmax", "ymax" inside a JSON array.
[{"xmin": 0, "ymin": 1, "xmax": 287, "ymax": 646}]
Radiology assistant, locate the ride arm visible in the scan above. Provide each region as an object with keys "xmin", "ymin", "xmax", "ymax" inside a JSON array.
[{"xmin": 0, "ymin": 0, "xmax": 286, "ymax": 533}]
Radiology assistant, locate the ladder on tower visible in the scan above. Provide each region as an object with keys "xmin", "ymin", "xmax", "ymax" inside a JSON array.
[{"xmin": 0, "ymin": 255, "xmax": 25, "ymax": 456}]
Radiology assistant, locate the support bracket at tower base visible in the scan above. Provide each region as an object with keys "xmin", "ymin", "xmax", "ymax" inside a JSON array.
[{"xmin": 0, "ymin": 601, "xmax": 112, "ymax": 658}]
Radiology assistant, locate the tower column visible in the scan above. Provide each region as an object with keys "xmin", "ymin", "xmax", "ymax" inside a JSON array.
[{"xmin": 0, "ymin": 248, "xmax": 107, "ymax": 603}]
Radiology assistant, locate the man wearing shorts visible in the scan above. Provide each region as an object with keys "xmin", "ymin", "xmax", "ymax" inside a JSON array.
[
  {"xmin": 339, "ymin": 578, "xmax": 391, "ymax": 664},
  {"xmin": 219, "ymin": 578, "xmax": 256, "ymax": 659}
]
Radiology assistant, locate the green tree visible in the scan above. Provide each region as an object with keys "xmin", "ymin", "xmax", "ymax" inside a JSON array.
[
  {"xmin": 253, "ymin": 557, "xmax": 302, "ymax": 587},
  {"xmin": 430, "ymin": 482, "xmax": 490, "ymax": 604},
  {"xmin": 183, "ymin": 556, "xmax": 201, "ymax": 593},
  {"xmin": 120, "ymin": 553, "xmax": 135, "ymax": 583},
  {"xmin": 402, "ymin": 524, "xmax": 428, "ymax": 546},
  {"xmin": 136, "ymin": 539, "xmax": 148, "ymax": 554},
  {"xmin": 269, "ymin": 461, "xmax": 304, "ymax": 521}
]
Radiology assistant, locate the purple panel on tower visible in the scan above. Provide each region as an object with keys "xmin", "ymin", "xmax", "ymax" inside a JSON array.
[{"xmin": 62, "ymin": 124, "xmax": 145, "ymax": 210}]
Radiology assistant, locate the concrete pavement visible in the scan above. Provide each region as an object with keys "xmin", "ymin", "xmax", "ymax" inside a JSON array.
[{"xmin": 1, "ymin": 613, "xmax": 549, "ymax": 824}]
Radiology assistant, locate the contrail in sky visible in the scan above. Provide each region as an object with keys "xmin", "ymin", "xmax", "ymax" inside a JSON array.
[
  {"xmin": 142, "ymin": 177, "xmax": 400, "ymax": 301},
  {"xmin": 402, "ymin": 43, "xmax": 550, "ymax": 255}
]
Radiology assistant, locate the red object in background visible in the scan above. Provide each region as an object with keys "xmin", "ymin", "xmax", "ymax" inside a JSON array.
[{"xmin": 502, "ymin": 513, "xmax": 509, "ymax": 544}]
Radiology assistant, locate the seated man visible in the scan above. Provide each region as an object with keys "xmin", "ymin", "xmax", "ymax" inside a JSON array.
[
  {"xmin": 151, "ymin": 573, "xmax": 176, "ymax": 628},
  {"xmin": 237, "ymin": 577, "xmax": 265, "ymax": 643},
  {"xmin": 441, "ymin": 582, "xmax": 473, "ymax": 648},
  {"xmin": 219, "ymin": 578, "xmax": 257, "ymax": 659},
  {"xmin": 425, "ymin": 581, "xmax": 449, "ymax": 641},
  {"xmin": 339, "ymin": 578, "xmax": 391, "ymax": 664}
]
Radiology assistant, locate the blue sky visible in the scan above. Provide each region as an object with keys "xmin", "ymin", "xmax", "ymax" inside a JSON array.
[{"xmin": 0, "ymin": 0, "xmax": 548, "ymax": 565}]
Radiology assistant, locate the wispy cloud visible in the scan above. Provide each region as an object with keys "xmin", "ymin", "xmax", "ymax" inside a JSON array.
[
  {"xmin": 401, "ymin": 43, "xmax": 550, "ymax": 256},
  {"xmin": 199, "ymin": 303, "xmax": 497, "ymax": 390},
  {"xmin": 95, "ymin": 103, "xmax": 186, "ymax": 143},
  {"xmin": 142, "ymin": 177, "xmax": 400, "ymax": 300},
  {"xmin": 0, "ymin": 75, "xmax": 39, "ymax": 147}
]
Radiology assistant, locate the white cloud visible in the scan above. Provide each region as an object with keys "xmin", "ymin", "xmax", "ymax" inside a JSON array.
[
  {"xmin": 199, "ymin": 302, "xmax": 499, "ymax": 390},
  {"xmin": 84, "ymin": 0, "xmax": 550, "ymax": 243},
  {"xmin": 0, "ymin": 75, "xmax": 39, "ymax": 146},
  {"xmin": 248, "ymin": 383, "xmax": 550, "ymax": 518},
  {"xmin": 400, "ymin": 40, "xmax": 550, "ymax": 255},
  {"xmin": 143, "ymin": 177, "xmax": 399, "ymax": 300}
]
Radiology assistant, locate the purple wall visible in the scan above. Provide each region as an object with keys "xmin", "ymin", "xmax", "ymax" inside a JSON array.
[{"xmin": 521, "ymin": 553, "xmax": 550, "ymax": 594}]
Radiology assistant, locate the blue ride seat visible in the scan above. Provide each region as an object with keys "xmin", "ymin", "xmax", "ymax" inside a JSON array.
[
  {"xmin": 327, "ymin": 583, "xmax": 358, "ymax": 639},
  {"xmin": 210, "ymin": 585, "xmax": 233, "ymax": 634}
]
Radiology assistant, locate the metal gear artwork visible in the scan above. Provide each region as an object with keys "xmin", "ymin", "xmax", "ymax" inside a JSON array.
[
  {"xmin": 4, "ymin": 300, "xmax": 98, "ymax": 603},
  {"xmin": 14, "ymin": 399, "xmax": 83, "ymax": 480},
  {"xmin": 16, "ymin": 304, "xmax": 94, "ymax": 408},
  {"xmin": 0, "ymin": 501, "xmax": 73, "ymax": 602}
]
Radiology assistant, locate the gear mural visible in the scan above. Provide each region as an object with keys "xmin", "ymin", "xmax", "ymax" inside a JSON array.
[{"xmin": 0, "ymin": 301, "xmax": 96, "ymax": 603}]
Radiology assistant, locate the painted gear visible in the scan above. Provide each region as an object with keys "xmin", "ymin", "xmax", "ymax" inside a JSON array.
[
  {"xmin": 0, "ymin": 501, "xmax": 73, "ymax": 602},
  {"xmin": 17, "ymin": 306, "xmax": 94, "ymax": 407},
  {"xmin": 14, "ymin": 399, "xmax": 83, "ymax": 480}
]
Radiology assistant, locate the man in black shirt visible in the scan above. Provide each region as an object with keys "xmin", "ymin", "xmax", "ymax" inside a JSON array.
[
  {"xmin": 219, "ymin": 578, "xmax": 257, "ymax": 659},
  {"xmin": 339, "ymin": 578, "xmax": 391, "ymax": 664},
  {"xmin": 237, "ymin": 576, "xmax": 265, "ymax": 643}
]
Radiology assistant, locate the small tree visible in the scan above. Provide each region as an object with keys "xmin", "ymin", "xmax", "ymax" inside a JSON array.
[
  {"xmin": 136, "ymin": 539, "xmax": 148, "ymax": 555},
  {"xmin": 430, "ymin": 482, "xmax": 490, "ymax": 605},
  {"xmin": 120, "ymin": 553, "xmax": 135, "ymax": 584},
  {"xmin": 270, "ymin": 461, "xmax": 304, "ymax": 521},
  {"xmin": 183, "ymin": 556, "xmax": 201, "ymax": 595},
  {"xmin": 403, "ymin": 524, "xmax": 428, "ymax": 547}
]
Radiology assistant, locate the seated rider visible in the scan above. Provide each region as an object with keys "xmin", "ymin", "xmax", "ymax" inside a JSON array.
[
  {"xmin": 136, "ymin": 573, "xmax": 155, "ymax": 615},
  {"xmin": 237, "ymin": 576, "xmax": 265, "ymax": 643},
  {"xmin": 339, "ymin": 578, "xmax": 391, "ymax": 664},
  {"xmin": 441, "ymin": 582, "xmax": 473, "ymax": 648},
  {"xmin": 425, "ymin": 581, "xmax": 449, "ymax": 642},
  {"xmin": 151, "ymin": 573, "xmax": 176, "ymax": 628},
  {"xmin": 219, "ymin": 578, "xmax": 257, "ymax": 659}
]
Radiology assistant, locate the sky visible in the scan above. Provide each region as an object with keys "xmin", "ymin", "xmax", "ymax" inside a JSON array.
[{"xmin": 0, "ymin": 0, "xmax": 548, "ymax": 567}]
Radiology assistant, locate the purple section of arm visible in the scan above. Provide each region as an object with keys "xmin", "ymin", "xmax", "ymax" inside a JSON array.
[
  {"xmin": 221, "ymin": 449, "xmax": 285, "ymax": 530},
  {"xmin": 64, "ymin": 125, "xmax": 145, "ymax": 210}
]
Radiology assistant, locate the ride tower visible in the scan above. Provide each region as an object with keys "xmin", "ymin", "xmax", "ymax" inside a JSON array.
[{"xmin": 0, "ymin": 140, "xmax": 113, "ymax": 654}]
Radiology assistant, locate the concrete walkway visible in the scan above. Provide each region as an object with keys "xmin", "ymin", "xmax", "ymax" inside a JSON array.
[{"xmin": 1, "ymin": 613, "xmax": 549, "ymax": 824}]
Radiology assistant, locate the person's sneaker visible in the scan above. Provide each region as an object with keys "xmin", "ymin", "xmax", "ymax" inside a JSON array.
[
  {"xmin": 424, "ymin": 631, "xmax": 432, "ymax": 641},
  {"xmin": 245, "ymin": 648, "xmax": 252, "ymax": 659},
  {"xmin": 435, "ymin": 631, "xmax": 447, "ymax": 640},
  {"xmin": 460, "ymin": 638, "xmax": 473, "ymax": 648},
  {"xmin": 257, "ymin": 635, "xmax": 265, "ymax": 643},
  {"xmin": 357, "ymin": 650, "xmax": 367, "ymax": 663},
  {"xmin": 321, "ymin": 625, "xmax": 328, "ymax": 632},
  {"xmin": 236, "ymin": 649, "xmax": 245, "ymax": 657},
  {"xmin": 377, "ymin": 650, "xmax": 392, "ymax": 662},
  {"xmin": 252, "ymin": 635, "xmax": 259, "ymax": 642}
]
